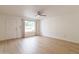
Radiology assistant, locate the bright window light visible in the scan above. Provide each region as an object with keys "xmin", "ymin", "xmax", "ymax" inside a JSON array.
[{"xmin": 25, "ymin": 21, "xmax": 35, "ymax": 32}]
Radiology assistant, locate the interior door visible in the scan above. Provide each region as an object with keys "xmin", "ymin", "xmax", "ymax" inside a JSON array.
[{"xmin": 6, "ymin": 17, "xmax": 17, "ymax": 39}]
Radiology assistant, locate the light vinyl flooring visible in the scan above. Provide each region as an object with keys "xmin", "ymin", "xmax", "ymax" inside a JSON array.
[{"xmin": 0, "ymin": 36, "xmax": 79, "ymax": 54}]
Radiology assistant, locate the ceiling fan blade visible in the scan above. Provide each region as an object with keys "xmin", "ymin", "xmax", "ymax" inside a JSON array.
[{"xmin": 41, "ymin": 15, "xmax": 46, "ymax": 16}]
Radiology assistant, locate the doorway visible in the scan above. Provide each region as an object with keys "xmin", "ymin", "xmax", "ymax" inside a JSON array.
[{"xmin": 24, "ymin": 20, "xmax": 36, "ymax": 37}]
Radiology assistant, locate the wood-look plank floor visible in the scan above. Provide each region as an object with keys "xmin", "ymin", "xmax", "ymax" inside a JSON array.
[{"xmin": 0, "ymin": 36, "xmax": 79, "ymax": 54}]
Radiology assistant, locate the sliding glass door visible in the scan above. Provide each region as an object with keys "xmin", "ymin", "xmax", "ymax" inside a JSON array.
[{"xmin": 24, "ymin": 20, "xmax": 36, "ymax": 37}]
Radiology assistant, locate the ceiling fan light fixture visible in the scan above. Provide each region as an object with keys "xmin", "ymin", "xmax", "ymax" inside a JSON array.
[{"xmin": 35, "ymin": 15, "xmax": 41, "ymax": 19}]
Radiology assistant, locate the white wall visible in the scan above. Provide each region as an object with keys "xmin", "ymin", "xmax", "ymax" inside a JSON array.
[
  {"xmin": 0, "ymin": 15, "xmax": 22, "ymax": 41},
  {"xmin": 36, "ymin": 20, "xmax": 40, "ymax": 36},
  {"xmin": 41, "ymin": 14, "xmax": 79, "ymax": 43}
]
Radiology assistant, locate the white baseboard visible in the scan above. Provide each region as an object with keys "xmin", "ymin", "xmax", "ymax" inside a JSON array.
[
  {"xmin": 0, "ymin": 37, "xmax": 22, "ymax": 42},
  {"xmin": 41, "ymin": 35, "xmax": 79, "ymax": 44}
]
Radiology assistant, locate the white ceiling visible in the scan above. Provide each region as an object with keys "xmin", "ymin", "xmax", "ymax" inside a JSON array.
[
  {"xmin": 0, "ymin": 5, "xmax": 79, "ymax": 18},
  {"xmin": 0, "ymin": 5, "xmax": 48, "ymax": 17}
]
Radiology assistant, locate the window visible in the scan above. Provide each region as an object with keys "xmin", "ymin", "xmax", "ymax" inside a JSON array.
[{"xmin": 25, "ymin": 21, "xmax": 35, "ymax": 32}]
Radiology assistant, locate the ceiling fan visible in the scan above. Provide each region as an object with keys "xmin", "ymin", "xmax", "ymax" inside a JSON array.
[
  {"xmin": 36, "ymin": 10, "xmax": 46, "ymax": 16},
  {"xmin": 35, "ymin": 10, "xmax": 46, "ymax": 19}
]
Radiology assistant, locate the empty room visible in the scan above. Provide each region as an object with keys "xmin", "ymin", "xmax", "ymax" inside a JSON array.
[{"xmin": 0, "ymin": 5, "xmax": 79, "ymax": 54}]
